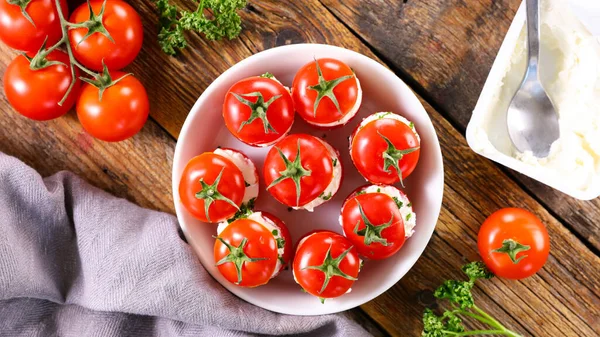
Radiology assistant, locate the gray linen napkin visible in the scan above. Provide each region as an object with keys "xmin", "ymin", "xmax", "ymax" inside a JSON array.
[{"xmin": 0, "ymin": 153, "xmax": 370, "ymax": 337}]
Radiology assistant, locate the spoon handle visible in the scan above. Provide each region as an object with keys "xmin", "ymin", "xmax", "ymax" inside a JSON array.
[{"xmin": 526, "ymin": 0, "xmax": 540, "ymax": 77}]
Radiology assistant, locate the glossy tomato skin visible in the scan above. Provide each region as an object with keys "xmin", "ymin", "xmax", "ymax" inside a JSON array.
[
  {"xmin": 261, "ymin": 211, "xmax": 293, "ymax": 272},
  {"xmin": 0, "ymin": 0, "xmax": 67, "ymax": 52},
  {"xmin": 68, "ymin": 0, "xmax": 143, "ymax": 71},
  {"xmin": 3, "ymin": 51, "xmax": 80, "ymax": 121},
  {"xmin": 179, "ymin": 152, "xmax": 245, "ymax": 223},
  {"xmin": 351, "ymin": 115, "xmax": 420, "ymax": 185},
  {"xmin": 478, "ymin": 208, "xmax": 550, "ymax": 280},
  {"xmin": 223, "ymin": 77, "xmax": 294, "ymax": 147},
  {"xmin": 76, "ymin": 71, "xmax": 149, "ymax": 142},
  {"xmin": 293, "ymin": 231, "xmax": 360, "ymax": 299},
  {"xmin": 341, "ymin": 191, "xmax": 405, "ymax": 259},
  {"xmin": 214, "ymin": 218, "xmax": 278, "ymax": 287},
  {"xmin": 263, "ymin": 134, "xmax": 335, "ymax": 207},
  {"xmin": 292, "ymin": 58, "xmax": 360, "ymax": 127}
]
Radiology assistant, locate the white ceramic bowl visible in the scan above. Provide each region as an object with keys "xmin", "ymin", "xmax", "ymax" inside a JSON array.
[{"xmin": 172, "ymin": 44, "xmax": 444, "ymax": 315}]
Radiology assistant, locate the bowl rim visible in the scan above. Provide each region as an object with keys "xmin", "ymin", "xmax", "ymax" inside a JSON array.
[{"xmin": 172, "ymin": 43, "xmax": 445, "ymax": 315}]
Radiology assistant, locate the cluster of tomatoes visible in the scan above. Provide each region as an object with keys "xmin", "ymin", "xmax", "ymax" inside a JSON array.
[
  {"xmin": 1, "ymin": 0, "xmax": 148, "ymax": 142},
  {"xmin": 179, "ymin": 58, "xmax": 423, "ymax": 302}
]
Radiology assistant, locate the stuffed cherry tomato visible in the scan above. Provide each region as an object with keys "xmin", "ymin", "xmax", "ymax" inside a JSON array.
[
  {"xmin": 350, "ymin": 112, "xmax": 420, "ymax": 186},
  {"xmin": 215, "ymin": 211, "xmax": 292, "ymax": 287},
  {"xmin": 263, "ymin": 134, "xmax": 342, "ymax": 211},
  {"xmin": 292, "ymin": 58, "xmax": 362, "ymax": 128},
  {"xmin": 293, "ymin": 231, "xmax": 360, "ymax": 301},
  {"xmin": 179, "ymin": 148, "xmax": 258, "ymax": 223},
  {"xmin": 223, "ymin": 74, "xmax": 294, "ymax": 147},
  {"xmin": 340, "ymin": 184, "xmax": 417, "ymax": 259},
  {"xmin": 478, "ymin": 208, "xmax": 549, "ymax": 280}
]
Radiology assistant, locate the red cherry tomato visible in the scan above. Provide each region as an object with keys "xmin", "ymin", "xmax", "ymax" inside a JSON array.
[
  {"xmin": 214, "ymin": 218, "xmax": 278, "ymax": 287},
  {"xmin": 263, "ymin": 134, "xmax": 336, "ymax": 208},
  {"xmin": 3, "ymin": 51, "xmax": 80, "ymax": 121},
  {"xmin": 0, "ymin": 0, "xmax": 67, "ymax": 52},
  {"xmin": 478, "ymin": 208, "xmax": 550, "ymax": 280},
  {"xmin": 223, "ymin": 76, "xmax": 294, "ymax": 147},
  {"xmin": 76, "ymin": 71, "xmax": 149, "ymax": 142},
  {"xmin": 261, "ymin": 211, "xmax": 293, "ymax": 273},
  {"xmin": 179, "ymin": 152, "xmax": 246, "ymax": 223},
  {"xmin": 351, "ymin": 113, "xmax": 420, "ymax": 185},
  {"xmin": 293, "ymin": 231, "xmax": 360, "ymax": 299},
  {"xmin": 341, "ymin": 190, "xmax": 405, "ymax": 259},
  {"xmin": 292, "ymin": 58, "xmax": 361, "ymax": 127},
  {"xmin": 68, "ymin": 0, "xmax": 143, "ymax": 71}
]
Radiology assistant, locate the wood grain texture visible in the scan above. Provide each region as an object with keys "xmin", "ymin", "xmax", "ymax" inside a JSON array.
[{"xmin": 320, "ymin": 0, "xmax": 600, "ymax": 254}]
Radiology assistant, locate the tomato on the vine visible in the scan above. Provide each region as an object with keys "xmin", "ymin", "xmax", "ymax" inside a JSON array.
[
  {"xmin": 0, "ymin": 0, "xmax": 68, "ymax": 52},
  {"xmin": 292, "ymin": 58, "xmax": 362, "ymax": 128},
  {"xmin": 3, "ymin": 51, "xmax": 80, "ymax": 121},
  {"xmin": 223, "ymin": 75, "xmax": 295, "ymax": 147},
  {"xmin": 478, "ymin": 208, "xmax": 550, "ymax": 280},
  {"xmin": 179, "ymin": 151, "xmax": 246, "ymax": 223},
  {"xmin": 351, "ymin": 112, "xmax": 420, "ymax": 185},
  {"xmin": 76, "ymin": 71, "xmax": 149, "ymax": 142},
  {"xmin": 263, "ymin": 134, "xmax": 342, "ymax": 211},
  {"xmin": 214, "ymin": 217, "xmax": 279, "ymax": 287},
  {"xmin": 68, "ymin": 0, "xmax": 143, "ymax": 71},
  {"xmin": 293, "ymin": 231, "xmax": 360, "ymax": 300},
  {"xmin": 340, "ymin": 187, "xmax": 406, "ymax": 259}
]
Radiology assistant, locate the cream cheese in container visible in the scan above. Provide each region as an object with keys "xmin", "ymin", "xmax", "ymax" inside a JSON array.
[{"xmin": 466, "ymin": 0, "xmax": 600, "ymax": 200}]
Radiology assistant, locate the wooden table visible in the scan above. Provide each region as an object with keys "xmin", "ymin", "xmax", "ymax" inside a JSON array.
[{"xmin": 1, "ymin": 1, "xmax": 598, "ymax": 336}]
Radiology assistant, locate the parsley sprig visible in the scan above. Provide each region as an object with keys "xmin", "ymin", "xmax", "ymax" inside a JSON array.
[
  {"xmin": 154, "ymin": 0, "xmax": 247, "ymax": 55},
  {"xmin": 422, "ymin": 262, "xmax": 523, "ymax": 337}
]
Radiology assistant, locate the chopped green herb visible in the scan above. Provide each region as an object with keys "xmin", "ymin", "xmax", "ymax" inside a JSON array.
[
  {"xmin": 279, "ymin": 256, "xmax": 286, "ymax": 265},
  {"xmin": 276, "ymin": 237, "xmax": 286, "ymax": 249},
  {"xmin": 244, "ymin": 181, "xmax": 251, "ymax": 187},
  {"xmin": 332, "ymin": 158, "xmax": 338, "ymax": 167},
  {"xmin": 406, "ymin": 213, "xmax": 412, "ymax": 221},
  {"xmin": 377, "ymin": 188, "xmax": 381, "ymax": 193},
  {"xmin": 320, "ymin": 192, "xmax": 332, "ymax": 201},
  {"xmin": 378, "ymin": 112, "xmax": 392, "ymax": 119},
  {"xmin": 260, "ymin": 72, "xmax": 275, "ymax": 79},
  {"xmin": 409, "ymin": 121, "xmax": 415, "ymax": 129},
  {"xmin": 271, "ymin": 229, "xmax": 278, "ymax": 236},
  {"xmin": 227, "ymin": 198, "xmax": 255, "ymax": 223},
  {"xmin": 356, "ymin": 190, "xmax": 366, "ymax": 195},
  {"xmin": 407, "ymin": 203, "xmax": 412, "ymax": 207},
  {"xmin": 392, "ymin": 196, "xmax": 404, "ymax": 209}
]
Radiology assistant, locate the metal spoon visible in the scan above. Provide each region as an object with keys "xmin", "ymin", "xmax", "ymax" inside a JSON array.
[{"xmin": 507, "ymin": 0, "xmax": 559, "ymax": 158}]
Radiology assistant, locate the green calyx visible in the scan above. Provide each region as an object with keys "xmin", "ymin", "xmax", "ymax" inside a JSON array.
[
  {"xmin": 302, "ymin": 245, "xmax": 357, "ymax": 294},
  {"xmin": 69, "ymin": 0, "xmax": 114, "ymax": 46},
  {"xmin": 7, "ymin": 0, "xmax": 35, "ymax": 26},
  {"xmin": 492, "ymin": 239, "xmax": 530, "ymax": 264},
  {"xmin": 267, "ymin": 140, "xmax": 312, "ymax": 206},
  {"xmin": 378, "ymin": 131, "xmax": 419, "ymax": 187},
  {"xmin": 214, "ymin": 237, "xmax": 267, "ymax": 284},
  {"xmin": 353, "ymin": 200, "xmax": 392, "ymax": 246},
  {"xmin": 231, "ymin": 91, "xmax": 281, "ymax": 134},
  {"xmin": 195, "ymin": 167, "xmax": 240, "ymax": 222},
  {"xmin": 26, "ymin": 39, "xmax": 67, "ymax": 71},
  {"xmin": 80, "ymin": 62, "xmax": 131, "ymax": 101},
  {"xmin": 307, "ymin": 58, "xmax": 354, "ymax": 117}
]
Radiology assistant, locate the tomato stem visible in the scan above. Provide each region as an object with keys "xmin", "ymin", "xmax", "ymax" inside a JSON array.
[{"xmin": 353, "ymin": 200, "xmax": 392, "ymax": 246}]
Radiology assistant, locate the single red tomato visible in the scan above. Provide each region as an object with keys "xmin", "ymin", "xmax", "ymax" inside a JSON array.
[
  {"xmin": 478, "ymin": 208, "xmax": 550, "ymax": 280},
  {"xmin": 292, "ymin": 58, "xmax": 361, "ymax": 128},
  {"xmin": 223, "ymin": 75, "xmax": 294, "ymax": 147},
  {"xmin": 76, "ymin": 71, "xmax": 149, "ymax": 142},
  {"xmin": 341, "ymin": 190, "xmax": 405, "ymax": 259},
  {"xmin": 293, "ymin": 231, "xmax": 360, "ymax": 300},
  {"xmin": 3, "ymin": 51, "xmax": 80, "ymax": 121},
  {"xmin": 214, "ymin": 217, "xmax": 278, "ymax": 287},
  {"xmin": 179, "ymin": 152, "xmax": 246, "ymax": 223},
  {"xmin": 0, "ymin": 0, "xmax": 67, "ymax": 52},
  {"xmin": 261, "ymin": 211, "xmax": 294, "ymax": 273},
  {"xmin": 263, "ymin": 134, "xmax": 339, "ymax": 209},
  {"xmin": 351, "ymin": 112, "xmax": 420, "ymax": 185},
  {"xmin": 68, "ymin": 0, "xmax": 143, "ymax": 71}
]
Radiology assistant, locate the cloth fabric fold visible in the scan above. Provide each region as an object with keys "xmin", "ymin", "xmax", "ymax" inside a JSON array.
[{"xmin": 0, "ymin": 153, "xmax": 369, "ymax": 337}]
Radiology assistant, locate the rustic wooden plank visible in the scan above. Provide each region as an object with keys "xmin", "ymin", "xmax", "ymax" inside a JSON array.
[{"xmin": 320, "ymin": 0, "xmax": 600, "ymax": 255}]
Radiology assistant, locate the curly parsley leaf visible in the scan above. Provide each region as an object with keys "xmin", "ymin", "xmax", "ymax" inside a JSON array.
[{"xmin": 154, "ymin": 0, "xmax": 247, "ymax": 55}]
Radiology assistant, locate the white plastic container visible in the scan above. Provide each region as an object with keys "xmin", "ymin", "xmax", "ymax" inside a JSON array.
[{"xmin": 466, "ymin": 0, "xmax": 600, "ymax": 200}]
